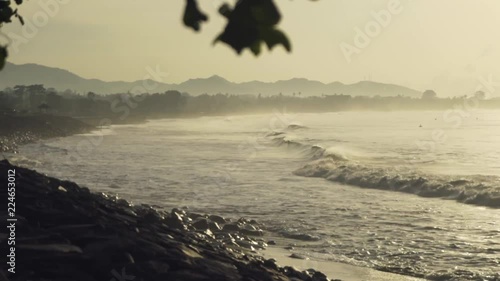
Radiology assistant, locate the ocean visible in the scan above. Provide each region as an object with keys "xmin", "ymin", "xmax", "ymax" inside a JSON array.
[{"xmin": 9, "ymin": 110, "xmax": 500, "ymax": 280}]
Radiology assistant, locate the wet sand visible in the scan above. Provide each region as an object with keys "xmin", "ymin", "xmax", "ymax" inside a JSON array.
[{"xmin": 263, "ymin": 246, "xmax": 427, "ymax": 281}]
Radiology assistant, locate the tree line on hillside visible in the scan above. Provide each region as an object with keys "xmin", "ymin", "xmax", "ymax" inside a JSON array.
[{"xmin": 1, "ymin": 85, "xmax": 499, "ymax": 122}]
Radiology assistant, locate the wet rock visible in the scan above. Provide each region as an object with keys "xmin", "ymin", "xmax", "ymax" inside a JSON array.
[
  {"xmin": 208, "ymin": 221, "xmax": 222, "ymax": 232},
  {"xmin": 165, "ymin": 212, "xmax": 186, "ymax": 230},
  {"xmin": 201, "ymin": 229, "xmax": 215, "ymax": 239},
  {"xmin": 171, "ymin": 208, "xmax": 186, "ymax": 216},
  {"xmin": 289, "ymin": 253, "xmax": 307, "ymax": 260},
  {"xmin": 235, "ymin": 238, "xmax": 266, "ymax": 251},
  {"xmin": 208, "ymin": 214, "xmax": 226, "ymax": 224},
  {"xmin": 188, "ymin": 212, "xmax": 204, "ymax": 220},
  {"xmin": 240, "ymin": 228, "xmax": 263, "ymax": 237},
  {"xmin": 257, "ymin": 240, "xmax": 268, "ymax": 249},
  {"xmin": 18, "ymin": 244, "xmax": 83, "ymax": 254},
  {"xmin": 282, "ymin": 266, "xmax": 310, "ymax": 280},
  {"xmin": 215, "ymin": 232, "xmax": 234, "ymax": 240},
  {"xmin": 0, "ymin": 116, "xmax": 94, "ymax": 153},
  {"xmin": 264, "ymin": 258, "xmax": 279, "ymax": 271},
  {"xmin": 47, "ymin": 224, "xmax": 102, "ymax": 236},
  {"xmin": 222, "ymin": 223, "xmax": 241, "ymax": 232},
  {"xmin": 282, "ymin": 233, "xmax": 321, "ymax": 241},
  {"xmin": 137, "ymin": 208, "xmax": 164, "ymax": 224},
  {"xmin": 243, "ymin": 224, "xmax": 257, "ymax": 231},
  {"xmin": 111, "ymin": 251, "xmax": 135, "ymax": 264},
  {"xmin": 311, "ymin": 271, "xmax": 329, "ymax": 281},
  {"xmin": 0, "ymin": 160, "xmax": 334, "ymax": 281},
  {"xmin": 238, "ymin": 217, "xmax": 250, "ymax": 224},
  {"xmin": 117, "ymin": 198, "xmax": 131, "ymax": 207},
  {"xmin": 193, "ymin": 218, "xmax": 209, "ymax": 230}
]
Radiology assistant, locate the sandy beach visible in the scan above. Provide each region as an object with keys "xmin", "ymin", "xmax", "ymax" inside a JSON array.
[{"xmin": 263, "ymin": 246, "xmax": 426, "ymax": 281}]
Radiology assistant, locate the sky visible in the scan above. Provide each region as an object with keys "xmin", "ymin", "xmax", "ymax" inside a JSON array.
[{"xmin": 3, "ymin": 0, "xmax": 500, "ymax": 97}]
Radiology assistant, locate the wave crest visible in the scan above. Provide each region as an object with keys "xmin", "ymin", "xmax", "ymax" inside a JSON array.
[
  {"xmin": 294, "ymin": 158, "xmax": 500, "ymax": 208},
  {"xmin": 286, "ymin": 124, "xmax": 308, "ymax": 130}
]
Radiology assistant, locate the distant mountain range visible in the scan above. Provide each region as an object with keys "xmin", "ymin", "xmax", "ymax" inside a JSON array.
[{"xmin": 0, "ymin": 62, "xmax": 422, "ymax": 97}]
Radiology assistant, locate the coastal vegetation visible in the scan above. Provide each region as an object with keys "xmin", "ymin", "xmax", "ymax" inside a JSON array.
[{"xmin": 1, "ymin": 85, "xmax": 499, "ymax": 123}]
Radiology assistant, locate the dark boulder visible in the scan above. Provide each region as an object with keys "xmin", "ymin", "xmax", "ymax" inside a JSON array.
[
  {"xmin": 223, "ymin": 223, "xmax": 241, "ymax": 232},
  {"xmin": 208, "ymin": 214, "xmax": 226, "ymax": 224},
  {"xmin": 0, "ymin": 160, "xmax": 336, "ymax": 281},
  {"xmin": 193, "ymin": 218, "xmax": 210, "ymax": 230}
]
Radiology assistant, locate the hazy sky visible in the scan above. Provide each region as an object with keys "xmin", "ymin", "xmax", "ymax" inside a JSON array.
[{"xmin": 3, "ymin": 0, "xmax": 500, "ymax": 96}]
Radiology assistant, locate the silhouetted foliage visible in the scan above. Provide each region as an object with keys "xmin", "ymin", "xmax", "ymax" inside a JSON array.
[
  {"xmin": 0, "ymin": 0, "xmax": 24, "ymax": 70},
  {"xmin": 421, "ymin": 90, "xmax": 437, "ymax": 100},
  {"xmin": 474, "ymin": 91, "xmax": 486, "ymax": 100},
  {"xmin": 0, "ymin": 0, "xmax": 315, "ymax": 70},
  {"xmin": 182, "ymin": 0, "xmax": 208, "ymax": 32},
  {"xmin": 184, "ymin": 0, "xmax": 294, "ymax": 55},
  {"xmin": 37, "ymin": 102, "xmax": 49, "ymax": 113}
]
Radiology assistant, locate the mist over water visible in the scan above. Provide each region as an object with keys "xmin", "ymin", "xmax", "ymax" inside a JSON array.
[{"xmin": 9, "ymin": 110, "xmax": 500, "ymax": 281}]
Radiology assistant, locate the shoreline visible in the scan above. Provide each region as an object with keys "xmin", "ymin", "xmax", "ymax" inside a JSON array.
[
  {"xmin": 258, "ymin": 234, "xmax": 429, "ymax": 281},
  {"xmin": 0, "ymin": 160, "xmax": 433, "ymax": 281},
  {"xmin": 0, "ymin": 114, "xmax": 94, "ymax": 153},
  {"xmin": 4, "ymin": 113, "xmax": 497, "ymax": 280},
  {"xmin": 0, "ymin": 160, "xmax": 336, "ymax": 281},
  {"xmin": 261, "ymin": 247, "xmax": 426, "ymax": 281}
]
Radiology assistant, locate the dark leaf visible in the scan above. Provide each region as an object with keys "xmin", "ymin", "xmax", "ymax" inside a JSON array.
[
  {"xmin": 182, "ymin": 0, "xmax": 208, "ymax": 32},
  {"xmin": 213, "ymin": 0, "xmax": 290, "ymax": 56},
  {"xmin": 261, "ymin": 28, "xmax": 291, "ymax": 52},
  {"xmin": 13, "ymin": 9, "xmax": 24, "ymax": 25},
  {"xmin": 249, "ymin": 41, "xmax": 262, "ymax": 56},
  {"xmin": 215, "ymin": 24, "xmax": 259, "ymax": 54},
  {"xmin": 218, "ymin": 3, "xmax": 232, "ymax": 19},
  {"xmin": 0, "ymin": 5, "xmax": 14, "ymax": 23},
  {"xmin": 0, "ymin": 46, "xmax": 8, "ymax": 71},
  {"xmin": 250, "ymin": 0, "xmax": 281, "ymax": 26},
  {"xmin": 214, "ymin": 2, "xmax": 259, "ymax": 55}
]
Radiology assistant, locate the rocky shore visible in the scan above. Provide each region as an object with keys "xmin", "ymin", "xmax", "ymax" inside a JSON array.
[
  {"xmin": 0, "ymin": 160, "xmax": 340, "ymax": 281},
  {"xmin": 0, "ymin": 115, "xmax": 93, "ymax": 153}
]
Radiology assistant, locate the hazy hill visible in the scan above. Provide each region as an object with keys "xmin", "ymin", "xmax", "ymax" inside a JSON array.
[
  {"xmin": 0, "ymin": 62, "xmax": 421, "ymax": 97},
  {"xmin": 0, "ymin": 63, "xmax": 174, "ymax": 94}
]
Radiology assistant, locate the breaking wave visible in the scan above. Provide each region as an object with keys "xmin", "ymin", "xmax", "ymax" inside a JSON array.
[
  {"xmin": 271, "ymin": 136, "xmax": 348, "ymax": 161},
  {"xmin": 294, "ymin": 157, "xmax": 500, "ymax": 208},
  {"xmin": 286, "ymin": 124, "xmax": 309, "ymax": 131},
  {"xmin": 6, "ymin": 155, "xmax": 43, "ymax": 167},
  {"xmin": 268, "ymin": 131, "xmax": 500, "ymax": 208}
]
